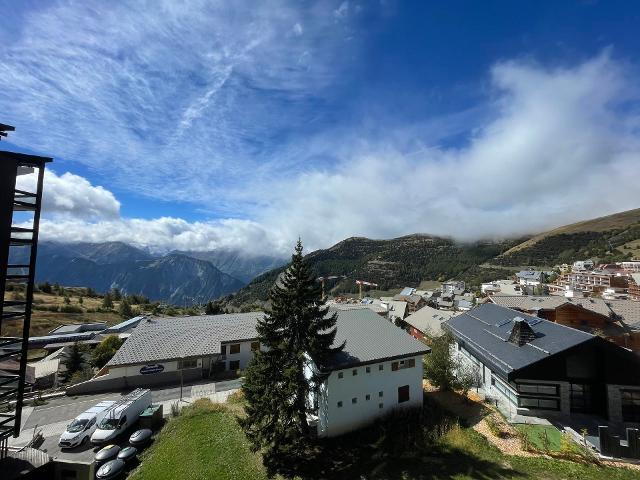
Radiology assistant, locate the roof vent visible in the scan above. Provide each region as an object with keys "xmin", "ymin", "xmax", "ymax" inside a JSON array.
[{"xmin": 508, "ymin": 317, "xmax": 537, "ymax": 346}]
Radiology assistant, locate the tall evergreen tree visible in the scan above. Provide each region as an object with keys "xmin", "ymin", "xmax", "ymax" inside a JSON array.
[
  {"xmin": 241, "ymin": 240, "xmax": 343, "ymax": 474},
  {"xmin": 62, "ymin": 342, "xmax": 87, "ymax": 382}
]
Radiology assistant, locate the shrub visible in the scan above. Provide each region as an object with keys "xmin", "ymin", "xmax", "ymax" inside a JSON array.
[
  {"xmin": 59, "ymin": 305, "xmax": 83, "ymax": 313},
  {"xmin": 170, "ymin": 401, "xmax": 181, "ymax": 418}
]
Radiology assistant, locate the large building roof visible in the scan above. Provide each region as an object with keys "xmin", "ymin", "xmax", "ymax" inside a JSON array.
[
  {"xmin": 320, "ymin": 308, "xmax": 430, "ymax": 371},
  {"xmin": 108, "ymin": 309, "xmax": 430, "ymax": 371},
  {"xmin": 445, "ymin": 303, "xmax": 594, "ymax": 380},
  {"xmin": 404, "ymin": 305, "xmax": 458, "ymax": 337},
  {"xmin": 108, "ymin": 312, "xmax": 262, "ymax": 366}
]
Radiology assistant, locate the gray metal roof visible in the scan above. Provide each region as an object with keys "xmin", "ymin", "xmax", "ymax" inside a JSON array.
[
  {"xmin": 445, "ymin": 303, "xmax": 594, "ymax": 380},
  {"xmin": 320, "ymin": 308, "xmax": 430, "ymax": 371},
  {"xmin": 107, "ymin": 312, "xmax": 262, "ymax": 366},
  {"xmin": 108, "ymin": 309, "xmax": 430, "ymax": 371}
]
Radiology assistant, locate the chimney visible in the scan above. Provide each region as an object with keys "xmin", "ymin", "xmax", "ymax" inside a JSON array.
[{"xmin": 508, "ymin": 317, "xmax": 537, "ymax": 346}]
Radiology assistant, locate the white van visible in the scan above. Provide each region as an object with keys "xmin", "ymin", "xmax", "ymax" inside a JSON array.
[
  {"xmin": 58, "ymin": 400, "xmax": 116, "ymax": 448},
  {"xmin": 91, "ymin": 389, "xmax": 152, "ymax": 446}
]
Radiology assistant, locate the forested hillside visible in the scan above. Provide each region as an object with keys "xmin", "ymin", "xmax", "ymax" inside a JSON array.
[{"xmin": 228, "ymin": 235, "xmax": 519, "ymax": 306}]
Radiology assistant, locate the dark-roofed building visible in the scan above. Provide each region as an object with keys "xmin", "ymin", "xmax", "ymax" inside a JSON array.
[{"xmin": 445, "ymin": 303, "xmax": 640, "ymax": 423}]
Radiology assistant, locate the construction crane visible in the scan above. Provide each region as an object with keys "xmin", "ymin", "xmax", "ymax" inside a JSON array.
[
  {"xmin": 317, "ymin": 275, "xmax": 345, "ymax": 298},
  {"xmin": 355, "ymin": 279, "xmax": 378, "ymax": 299}
]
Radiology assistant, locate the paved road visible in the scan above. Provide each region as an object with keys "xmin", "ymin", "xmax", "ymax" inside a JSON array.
[{"xmin": 24, "ymin": 378, "xmax": 242, "ymax": 429}]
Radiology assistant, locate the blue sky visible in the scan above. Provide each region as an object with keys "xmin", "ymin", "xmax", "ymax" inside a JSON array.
[{"xmin": 1, "ymin": 1, "xmax": 639, "ymax": 255}]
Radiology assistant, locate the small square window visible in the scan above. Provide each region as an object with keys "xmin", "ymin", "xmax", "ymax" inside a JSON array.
[
  {"xmin": 379, "ymin": 391, "xmax": 383, "ymax": 397},
  {"xmin": 378, "ymin": 364, "xmax": 384, "ymax": 371},
  {"xmin": 365, "ymin": 394, "xmax": 371, "ymax": 401},
  {"xmin": 352, "ymin": 369, "xmax": 358, "ymax": 376},
  {"xmin": 221, "ymin": 345, "xmax": 227, "ymax": 355},
  {"xmin": 229, "ymin": 343, "xmax": 240, "ymax": 354},
  {"xmin": 338, "ymin": 372, "xmax": 343, "ymax": 379},
  {"xmin": 352, "ymin": 397, "xmax": 357, "ymax": 404},
  {"xmin": 366, "ymin": 366, "xmax": 371, "ymax": 373},
  {"xmin": 337, "ymin": 401, "xmax": 343, "ymax": 408},
  {"xmin": 378, "ymin": 403, "xmax": 383, "ymax": 409}
]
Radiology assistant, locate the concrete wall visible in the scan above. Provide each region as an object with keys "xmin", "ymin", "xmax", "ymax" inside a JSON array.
[{"xmin": 315, "ymin": 355, "xmax": 424, "ymax": 438}]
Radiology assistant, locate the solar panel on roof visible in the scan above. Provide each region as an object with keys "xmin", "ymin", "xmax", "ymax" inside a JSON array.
[{"xmin": 526, "ymin": 317, "xmax": 542, "ymax": 326}]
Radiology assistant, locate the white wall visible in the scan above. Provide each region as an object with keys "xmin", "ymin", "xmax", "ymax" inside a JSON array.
[
  {"xmin": 315, "ymin": 355, "xmax": 424, "ymax": 437},
  {"xmin": 222, "ymin": 339, "xmax": 258, "ymax": 371}
]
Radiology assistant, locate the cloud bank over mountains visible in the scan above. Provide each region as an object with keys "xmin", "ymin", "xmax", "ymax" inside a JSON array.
[{"xmin": 1, "ymin": 2, "xmax": 638, "ymax": 256}]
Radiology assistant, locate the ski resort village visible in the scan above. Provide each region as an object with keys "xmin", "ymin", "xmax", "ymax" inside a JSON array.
[{"xmin": 5, "ymin": 2, "xmax": 640, "ymax": 479}]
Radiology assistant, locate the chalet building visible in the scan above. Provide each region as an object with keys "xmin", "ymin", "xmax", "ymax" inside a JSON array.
[
  {"xmin": 392, "ymin": 293, "xmax": 426, "ymax": 314},
  {"xmin": 629, "ymin": 273, "xmax": 640, "ymax": 301},
  {"xmin": 515, "ymin": 270, "xmax": 551, "ymax": 286},
  {"xmin": 445, "ymin": 304, "xmax": 640, "ymax": 423},
  {"xmin": 620, "ymin": 261, "xmax": 640, "ymax": 273},
  {"xmin": 404, "ymin": 305, "xmax": 457, "ymax": 340},
  {"xmin": 442, "ymin": 280, "xmax": 465, "ymax": 295},
  {"xmin": 307, "ymin": 309, "xmax": 429, "ymax": 437},
  {"xmin": 488, "ymin": 295, "xmax": 640, "ymax": 354},
  {"xmin": 549, "ymin": 271, "xmax": 629, "ymax": 296},
  {"xmin": 572, "ymin": 259, "xmax": 595, "ymax": 272}
]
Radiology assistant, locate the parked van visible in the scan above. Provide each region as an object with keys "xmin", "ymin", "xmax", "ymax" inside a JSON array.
[
  {"xmin": 91, "ymin": 389, "xmax": 152, "ymax": 446},
  {"xmin": 58, "ymin": 400, "xmax": 116, "ymax": 448}
]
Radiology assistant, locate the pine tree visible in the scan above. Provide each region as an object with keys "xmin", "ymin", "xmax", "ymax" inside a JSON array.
[
  {"xmin": 102, "ymin": 292, "xmax": 114, "ymax": 309},
  {"xmin": 205, "ymin": 301, "xmax": 221, "ymax": 315},
  {"xmin": 119, "ymin": 298, "xmax": 133, "ymax": 318},
  {"xmin": 241, "ymin": 240, "xmax": 343, "ymax": 474},
  {"xmin": 62, "ymin": 342, "xmax": 87, "ymax": 382}
]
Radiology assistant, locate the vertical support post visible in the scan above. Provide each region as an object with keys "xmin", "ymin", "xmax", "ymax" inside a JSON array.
[{"xmin": 14, "ymin": 162, "xmax": 45, "ymax": 435}]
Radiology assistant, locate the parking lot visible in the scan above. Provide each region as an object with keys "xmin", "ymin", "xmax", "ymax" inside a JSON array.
[{"xmin": 11, "ymin": 378, "xmax": 242, "ymax": 463}]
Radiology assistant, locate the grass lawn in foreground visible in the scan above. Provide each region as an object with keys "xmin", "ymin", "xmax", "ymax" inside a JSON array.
[
  {"xmin": 130, "ymin": 397, "xmax": 639, "ymax": 480},
  {"xmin": 129, "ymin": 399, "xmax": 273, "ymax": 480},
  {"xmin": 514, "ymin": 423, "xmax": 562, "ymax": 451}
]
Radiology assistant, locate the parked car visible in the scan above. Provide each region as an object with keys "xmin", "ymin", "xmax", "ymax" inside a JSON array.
[
  {"xmin": 58, "ymin": 400, "xmax": 116, "ymax": 449},
  {"xmin": 91, "ymin": 389, "xmax": 152, "ymax": 446}
]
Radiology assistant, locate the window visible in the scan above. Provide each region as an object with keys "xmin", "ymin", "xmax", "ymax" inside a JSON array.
[
  {"xmin": 492, "ymin": 377, "xmax": 517, "ymax": 405},
  {"xmin": 229, "ymin": 344, "xmax": 241, "ymax": 354},
  {"xmin": 518, "ymin": 397, "xmax": 559, "ymax": 410},
  {"xmin": 378, "ymin": 391, "xmax": 383, "ymax": 398},
  {"xmin": 378, "ymin": 403, "xmax": 383, "ymax": 409},
  {"xmin": 178, "ymin": 358, "xmax": 198, "ymax": 369},
  {"xmin": 251, "ymin": 341, "xmax": 260, "ymax": 351},
  {"xmin": 365, "ymin": 394, "xmax": 370, "ymax": 401},
  {"xmin": 352, "ymin": 397, "xmax": 357, "ymax": 404},
  {"xmin": 337, "ymin": 401, "xmax": 343, "ymax": 408},
  {"xmin": 352, "ymin": 369, "xmax": 358, "ymax": 376},
  {"xmin": 398, "ymin": 385, "xmax": 410, "ymax": 403},
  {"xmin": 622, "ymin": 390, "xmax": 640, "ymax": 422},
  {"xmin": 221, "ymin": 345, "xmax": 226, "ymax": 355},
  {"xmin": 391, "ymin": 358, "xmax": 416, "ymax": 371},
  {"xmin": 229, "ymin": 360, "xmax": 240, "ymax": 371},
  {"xmin": 338, "ymin": 372, "xmax": 343, "ymax": 379},
  {"xmin": 378, "ymin": 364, "xmax": 384, "ymax": 371},
  {"xmin": 517, "ymin": 383, "xmax": 559, "ymax": 396},
  {"xmin": 366, "ymin": 366, "xmax": 371, "ymax": 373}
]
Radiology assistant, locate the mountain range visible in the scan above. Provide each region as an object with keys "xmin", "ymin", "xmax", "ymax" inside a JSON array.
[
  {"xmin": 22, "ymin": 208, "xmax": 640, "ymax": 307},
  {"xmin": 17, "ymin": 242, "xmax": 286, "ymax": 305},
  {"xmin": 229, "ymin": 208, "xmax": 640, "ymax": 306}
]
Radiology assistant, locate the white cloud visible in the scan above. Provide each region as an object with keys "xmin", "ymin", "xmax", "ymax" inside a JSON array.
[{"xmin": 17, "ymin": 170, "xmax": 120, "ymax": 220}]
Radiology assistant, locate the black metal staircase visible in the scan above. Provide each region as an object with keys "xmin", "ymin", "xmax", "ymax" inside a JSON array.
[{"xmin": 0, "ymin": 123, "xmax": 51, "ymax": 458}]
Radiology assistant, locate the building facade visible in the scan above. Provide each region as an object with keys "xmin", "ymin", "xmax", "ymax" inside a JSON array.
[{"xmin": 446, "ymin": 304, "xmax": 640, "ymax": 423}]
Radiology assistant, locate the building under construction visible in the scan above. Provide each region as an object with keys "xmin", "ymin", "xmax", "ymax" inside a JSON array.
[{"xmin": 0, "ymin": 123, "xmax": 51, "ymax": 462}]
